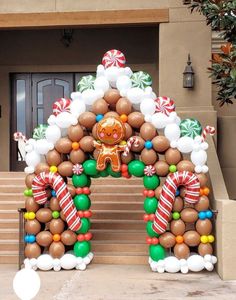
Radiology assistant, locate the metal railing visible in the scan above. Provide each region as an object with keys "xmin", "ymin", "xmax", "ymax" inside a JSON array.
[{"xmin": 18, "ymin": 208, "xmax": 26, "ymax": 270}]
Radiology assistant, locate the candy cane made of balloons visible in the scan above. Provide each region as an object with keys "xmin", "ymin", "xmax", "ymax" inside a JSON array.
[
  {"xmin": 32, "ymin": 172, "xmax": 81, "ymax": 231},
  {"xmin": 123, "ymin": 136, "xmax": 140, "ymax": 156},
  {"xmin": 201, "ymin": 126, "xmax": 216, "ymax": 142},
  {"xmin": 13, "ymin": 132, "xmax": 27, "ymax": 143},
  {"xmin": 153, "ymin": 171, "xmax": 200, "ymax": 234}
]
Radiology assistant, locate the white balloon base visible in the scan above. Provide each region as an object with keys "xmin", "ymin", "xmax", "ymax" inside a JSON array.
[
  {"xmin": 24, "ymin": 252, "xmax": 94, "ymax": 271},
  {"xmin": 149, "ymin": 254, "xmax": 217, "ymax": 273}
]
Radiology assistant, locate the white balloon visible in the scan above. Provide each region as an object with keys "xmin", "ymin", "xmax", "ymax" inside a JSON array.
[
  {"xmin": 56, "ymin": 112, "xmax": 78, "ymax": 129},
  {"xmin": 116, "ymin": 75, "xmax": 132, "ymax": 92},
  {"xmin": 164, "ymin": 123, "xmax": 181, "ymax": 141},
  {"xmin": 105, "ymin": 66, "xmax": 122, "ymax": 87},
  {"xmin": 47, "ymin": 114, "xmax": 56, "ymax": 125},
  {"xmin": 94, "ymin": 76, "xmax": 110, "ymax": 92},
  {"xmin": 126, "ymin": 87, "xmax": 145, "ymax": 104},
  {"xmin": 187, "ymin": 255, "xmax": 205, "ymax": 272},
  {"xmin": 151, "ymin": 113, "xmax": 168, "ymax": 129},
  {"xmin": 140, "ymin": 98, "xmax": 156, "ymax": 116},
  {"xmin": 164, "ymin": 257, "xmax": 180, "ymax": 273},
  {"xmin": 177, "ymin": 136, "xmax": 194, "ymax": 153},
  {"xmin": 191, "ymin": 149, "xmax": 207, "ymax": 166},
  {"xmin": 60, "ymin": 254, "xmax": 77, "ymax": 270},
  {"xmin": 35, "ymin": 139, "xmax": 54, "ymax": 155},
  {"xmin": 45, "ymin": 125, "xmax": 61, "ymax": 144},
  {"xmin": 77, "ymin": 262, "xmax": 86, "ymax": 271},
  {"xmin": 13, "ymin": 268, "xmax": 41, "ymax": 300},
  {"xmin": 83, "ymin": 256, "xmax": 91, "ymax": 265},
  {"xmin": 25, "ymin": 151, "xmax": 41, "ymax": 167},
  {"xmin": 24, "ymin": 166, "xmax": 35, "ymax": 174},
  {"xmin": 82, "ymin": 89, "xmax": 103, "ymax": 106},
  {"xmin": 70, "ymin": 99, "xmax": 86, "ymax": 118},
  {"xmin": 37, "ymin": 254, "xmax": 53, "ymax": 271},
  {"xmin": 71, "ymin": 91, "xmax": 82, "ymax": 101}
]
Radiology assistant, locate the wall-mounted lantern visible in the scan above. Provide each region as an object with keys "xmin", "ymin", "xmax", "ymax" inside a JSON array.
[
  {"xmin": 183, "ymin": 54, "xmax": 194, "ymax": 88},
  {"xmin": 60, "ymin": 29, "xmax": 74, "ymax": 47}
]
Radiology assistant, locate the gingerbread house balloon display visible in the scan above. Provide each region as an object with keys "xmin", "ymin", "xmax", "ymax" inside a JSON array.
[{"xmin": 22, "ymin": 49, "xmax": 217, "ymax": 273}]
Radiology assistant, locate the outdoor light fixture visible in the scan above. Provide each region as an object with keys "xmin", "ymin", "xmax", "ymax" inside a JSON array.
[
  {"xmin": 60, "ymin": 29, "xmax": 74, "ymax": 47},
  {"xmin": 183, "ymin": 54, "xmax": 194, "ymax": 88}
]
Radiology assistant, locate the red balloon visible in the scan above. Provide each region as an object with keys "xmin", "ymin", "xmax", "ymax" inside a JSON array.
[
  {"xmin": 84, "ymin": 210, "xmax": 92, "ymax": 218},
  {"xmin": 77, "ymin": 234, "xmax": 85, "ymax": 241},
  {"xmin": 143, "ymin": 214, "xmax": 149, "ymax": 222},
  {"xmin": 84, "ymin": 232, "xmax": 92, "ymax": 241},
  {"xmin": 121, "ymin": 164, "xmax": 128, "ymax": 172},
  {"xmin": 143, "ymin": 189, "xmax": 148, "ymax": 196},
  {"xmin": 152, "ymin": 237, "xmax": 159, "ymax": 245},
  {"xmin": 77, "ymin": 211, "xmax": 84, "ymax": 218},
  {"xmin": 76, "ymin": 187, "xmax": 83, "ymax": 194},
  {"xmin": 147, "ymin": 190, "xmax": 155, "ymax": 197},
  {"xmin": 83, "ymin": 187, "xmax": 91, "ymax": 195},
  {"xmin": 146, "ymin": 237, "xmax": 152, "ymax": 244},
  {"xmin": 149, "ymin": 214, "xmax": 155, "ymax": 221}
]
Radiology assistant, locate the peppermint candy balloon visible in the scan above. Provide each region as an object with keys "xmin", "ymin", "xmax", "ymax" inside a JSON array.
[
  {"xmin": 102, "ymin": 49, "xmax": 126, "ymax": 69},
  {"xmin": 180, "ymin": 118, "xmax": 202, "ymax": 139},
  {"xmin": 33, "ymin": 124, "xmax": 48, "ymax": 140},
  {"xmin": 131, "ymin": 71, "xmax": 152, "ymax": 90},
  {"xmin": 53, "ymin": 98, "xmax": 71, "ymax": 116},
  {"xmin": 77, "ymin": 75, "xmax": 95, "ymax": 93},
  {"xmin": 144, "ymin": 165, "xmax": 156, "ymax": 176},
  {"xmin": 154, "ymin": 97, "xmax": 175, "ymax": 116},
  {"xmin": 72, "ymin": 164, "xmax": 84, "ymax": 175}
]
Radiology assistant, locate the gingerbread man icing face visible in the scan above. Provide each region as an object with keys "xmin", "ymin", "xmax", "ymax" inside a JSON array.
[{"xmin": 96, "ymin": 117, "xmax": 125, "ymax": 145}]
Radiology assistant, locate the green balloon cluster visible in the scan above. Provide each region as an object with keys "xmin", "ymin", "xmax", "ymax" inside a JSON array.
[
  {"xmin": 74, "ymin": 194, "xmax": 91, "ymax": 210},
  {"xmin": 144, "ymin": 197, "xmax": 158, "ymax": 214},
  {"xmin": 149, "ymin": 244, "xmax": 166, "ymax": 261},
  {"xmin": 146, "ymin": 221, "xmax": 159, "ymax": 237},
  {"xmin": 143, "ymin": 175, "xmax": 160, "ymax": 190},
  {"xmin": 72, "ymin": 174, "xmax": 91, "ymax": 187},
  {"xmin": 76, "ymin": 218, "xmax": 91, "ymax": 234},
  {"xmin": 83, "ymin": 160, "xmax": 98, "ymax": 176},
  {"xmin": 99, "ymin": 169, "xmax": 109, "ymax": 177},
  {"xmin": 74, "ymin": 241, "xmax": 91, "ymax": 258},
  {"xmin": 107, "ymin": 164, "xmax": 121, "ymax": 178},
  {"xmin": 128, "ymin": 160, "xmax": 145, "ymax": 177}
]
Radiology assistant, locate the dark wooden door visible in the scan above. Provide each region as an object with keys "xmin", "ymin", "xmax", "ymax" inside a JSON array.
[{"xmin": 11, "ymin": 73, "xmax": 74, "ymax": 171}]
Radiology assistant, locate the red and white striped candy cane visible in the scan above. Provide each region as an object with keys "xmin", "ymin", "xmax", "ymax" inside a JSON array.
[
  {"xmin": 13, "ymin": 132, "xmax": 27, "ymax": 143},
  {"xmin": 123, "ymin": 136, "xmax": 140, "ymax": 156},
  {"xmin": 201, "ymin": 126, "xmax": 215, "ymax": 141},
  {"xmin": 153, "ymin": 171, "xmax": 200, "ymax": 234},
  {"xmin": 32, "ymin": 172, "xmax": 81, "ymax": 231}
]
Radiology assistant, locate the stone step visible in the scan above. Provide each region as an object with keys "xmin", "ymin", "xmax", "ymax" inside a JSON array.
[
  {"xmin": 0, "ymin": 193, "xmax": 25, "ymax": 201},
  {"xmin": 91, "ymin": 178, "xmax": 142, "ymax": 185},
  {"xmin": 0, "ymin": 201, "xmax": 24, "ymax": 210},
  {"xmin": 91, "ymin": 219, "xmax": 144, "ymax": 230},
  {"xmin": 91, "ymin": 241, "xmax": 147, "ymax": 253},
  {"xmin": 0, "ymin": 210, "xmax": 19, "ymax": 219},
  {"xmin": 0, "ymin": 185, "xmax": 25, "ymax": 193},
  {"xmin": 0, "ymin": 240, "xmax": 19, "ymax": 251},
  {"xmin": 90, "ymin": 193, "xmax": 144, "ymax": 202},
  {"xmin": 92, "ymin": 210, "xmax": 143, "ymax": 220},
  {"xmin": 91, "ymin": 229, "xmax": 146, "ymax": 241},
  {"xmin": 90, "ymin": 185, "xmax": 143, "ymax": 194},
  {"xmin": 0, "ymin": 172, "xmax": 25, "ymax": 178},
  {"xmin": 91, "ymin": 201, "xmax": 143, "ymax": 210},
  {"xmin": 93, "ymin": 252, "xmax": 147, "ymax": 265},
  {"xmin": 0, "ymin": 229, "xmax": 18, "ymax": 240},
  {"xmin": 0, "ymin": 251, "xmax": 18, "ymax": 264},
  {"xmin": 0, "ymin": 219, "xmax": 19, "ymax": 229}
]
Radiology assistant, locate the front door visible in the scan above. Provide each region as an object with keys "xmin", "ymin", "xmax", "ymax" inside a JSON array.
[{"xmin": 11, "ymin": 73, "xmax": 74, "ymax": 171}]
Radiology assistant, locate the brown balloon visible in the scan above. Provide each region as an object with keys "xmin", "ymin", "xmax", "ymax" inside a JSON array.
[
  {"xmin": 198, "ymin": 243, "xmax": 213, "ymax": 256},
  {"xmin": 180, "ymin": 208, "xmax": 198, "ymax": 223},
  {"xmin": 60, "ymin": 211, "xmax": 66, "ymax": 221},
  {"xmin": 34, "ymin": 162, "xmax": 50, "ymax": 175},
  {"xmin": 165, "ymin": 148, "xmax": 182, "ymax": 165},
  {"xmin": 92, "ymin": 98, "xmax": 109, "ymax": 115},
  {"xmin": 55, "ymin": 137, "xmax": 72, "ymax": 154},
  {"xmin": 174, "ymin": 243, "xmax": 190, "ymax": 259},
  {"xmin": 104, "ymin": 111, "xmax": 119, "ymax": 118},
  {"xmin": 196, "ymin": 173, "xmax": 208, "ymax": 187},
  {"xmin": 116, "ymin": 97, "xmax": 132, "ymax": 115},
  {"xmin": 104, "ymin": 89, "xmax": 120, "ymax": 105},
  {"xmin": 180, "ymin": 187, "xmax": 186, "ymax": 198},
  {"xmin": 155, "ymin": 186, "xmax": 162, "ymax": 199},
  {"xmin": 177, "ymin": 160, "xmax": 195, "ymax": 172},
  {"xmin": 46, "ymin": 150, "xmax": 62, "ymax": 166},
  {"xmin": 154, "ymin": 160, "xmax": 169, "ymax": 177},
  {"xmin": 36, "ymin": 231, "xmax": 53, "ymax": 247},
  {"xmin": 25, "ymin": 174, "xmax": 35, "ymax": 189},
  {"xmin": 183, "ymin": 230, "xmax": 200, "ymax": 247},
  {"xmin": 36, "ymin": 208, "xmax": 52, "ymax": 223},
  {"xmin": 140, "ymin": 123, "xmax": 157, "ymax": 141},
  {"xmin": 173, "ymin": 196, "xmax": 184, "ymax": 212},
  {"xmin": 127, "ymin": 112, "xmax": 144, "ymax": 128},
  {"xmin": 124, "ymin": 123, "xmax": 133, "ymax": 140},
  {"xmin": 49, "ymin": 197, "xmax": 61, "ymax": 211},
  {"xmin": 152, "ymin": 136, "xmax": 170, "ymax": 153},
  {"xmin": 25, "ymin": 197, "xmax": 40, "ymax": 213},
  {"xmin": 70, "ymin": 149, "xmax": 86, "ymax": 164},
  {"xmin": 61, "ymin": 230, "xmax": 77, "ymax": 246},
  {"xmin": 25, "ymin": 243, "xmax": 41, "ymax": 258},
  {"xmin": 195, "ymin": 219, "xmax": 212, "ymax": 235},
  {"xmin": 159, "ymin": 232, "xmax": 176, "ymax": 248},
  {"xmin": 130, "ymin": 136, "xmax": 145, "ymax": 152},
  {"xmin": 57, "ymin": 161, "xmax": 73, "ymax": 177},
  {"xmin": 49, "ymin": 241, "xmax": 65, "ymax": 258},
  {"xmin": 194, "ymin": 195, "xmax": 210, "ymax": 212},
  {"xmin": 92, "ymin": 124, "xmax": 98, "ymax": 140},
  {"xmin": 141, "ymin": 149, "xmax": 158, "ymax": 165},
  {"xmin": 25, "ymin": 219, "xmax": 41, "ymax": 235},
  {"xmin": 170, "ymin": 219, "xmax": 186, "ymax": 236},
  {"xmin": 79, "ymin": 136, "xmax": 95, "ymax": 152},
  {"xmin": 67, "ymin": 124, "xmax": 84, "ymax": 142},
  {"xmin": 68, "ymin": 184, "xmax": 76, "ymax": 197},
  {"xmin": 49, "ymin": 219, "xmax": 65, "ymax": 234},
  {"xmin": 79, "ymin": 112, "xmax": 96, "ymax": 129},
  {"xmin": 121, "ymin": 151, "xmax": 134, "ymax": 164}
]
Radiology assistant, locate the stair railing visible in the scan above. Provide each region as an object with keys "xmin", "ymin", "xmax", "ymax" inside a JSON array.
[{"xmin": 18, "ymin": 208, "xmax": 26, "ymax": 270}]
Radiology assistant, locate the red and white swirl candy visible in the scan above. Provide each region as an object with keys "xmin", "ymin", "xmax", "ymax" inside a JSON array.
[
  {"xmin": 123, "ymin": 136, "xmax": 140, "ymax": 157},
  {"xmin": 72, "ymin": 164, "xmax": 84, "ymax": 175},
  {"xmin": 53, "ymin": 98, "xmax": 71, "ymax": 116},
  {"xmin": 102, "ymin": 49, "xmax": 126, "ymax": 69},
  {"xmin": 154, "ymin": 96, "xmax": 175, "ymax": 116},
  {"xmin": 144, "ymin": 165, "xmax": 156, "ymax": 176},
  {"xmin": 201, "ymin": 126, "xmax": 216, "ymax": 142},
  {"xmin": 32, "ymin": 172, "xmax": 81, "ymax": 231},
  {"xmin": 153, "ymin": 171, "xmax": 200, "ymax": 234},
  {"xmin": 13, "ymin": 132, "xmax": 27, "ymax": 143}
]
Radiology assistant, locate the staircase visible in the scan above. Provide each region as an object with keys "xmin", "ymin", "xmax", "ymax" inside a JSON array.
[{"xmin": 0, "ymin": 172, "xmax": 147, "ymax": 265}]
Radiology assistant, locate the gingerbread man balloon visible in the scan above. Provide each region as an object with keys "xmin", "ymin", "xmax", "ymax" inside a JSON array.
[{"xmin": 94, "ymin": 117, "xmax": 126, "ymax": 172}]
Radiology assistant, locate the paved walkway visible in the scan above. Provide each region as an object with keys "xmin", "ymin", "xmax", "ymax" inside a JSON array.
[{"xmin": 1, "ymin": 264, "xmax": 236, "ymax": 300}]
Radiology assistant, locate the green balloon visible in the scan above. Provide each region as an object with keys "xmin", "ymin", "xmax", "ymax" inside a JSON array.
[
  {"xmin": 143, "ymin": 175, "xmax": 160, "ymax": 190},
  {"xmin": 83, "ymin": 160, "xmax": 98, "ymax": 176},
  {"xmin": 99, "ymin": 169, "xmax": 109, "ymax": 177},
  {"xmin": 107, "ymin": 164, "xmax": 121, "ymax": 178},
  {"xmin": 72, "ymin": 174, "xmax": 91, "ymax": 188},
  {"xmin": 74, "ymin": 241, "xmax": 91, "ymax": 258},
  {"xmin": 149, "ymin": 244, "xmax": 166, "ymax": 262},
  {"xmin": 73, "ymin": 194, "xmax": 91, "ymax": 210},
  {"xmin": 128, "ymin": 160, "xmax": 145, "ymax": 177},
  {"xmin": 52, "ymin": 211, "xmax": 60, "ymax": 219},
  {"xmin": 146, "ymin": 221, "xmax": 159, "ymax": 237},
  {"xmin": 76, "ymin": 218, "xmax": 91, "ymax": 234},
  {"xmin": 144, "ymin": 197, "xmax": 158, "ymax": 214}
]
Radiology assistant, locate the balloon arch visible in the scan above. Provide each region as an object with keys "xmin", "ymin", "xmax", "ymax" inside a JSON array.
[{"xmin": 20, "ymin": 50, "xmax": 217, "ymax": 273}]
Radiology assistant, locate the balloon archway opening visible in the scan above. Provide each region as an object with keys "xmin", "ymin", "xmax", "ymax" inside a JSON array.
[{"xmin": 21, "ymin": 50, "xmax": 217, "ymax": 273}]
